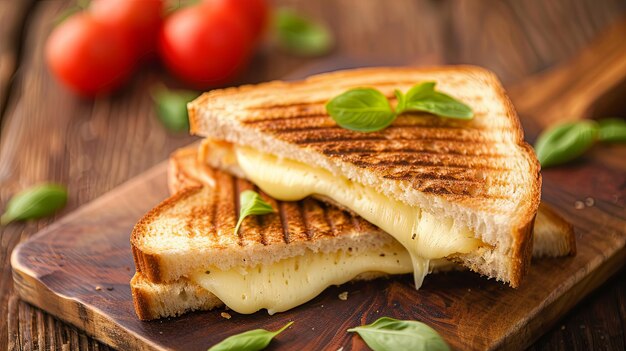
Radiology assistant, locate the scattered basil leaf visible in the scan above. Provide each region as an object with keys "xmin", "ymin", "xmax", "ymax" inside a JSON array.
[
  {"xmin": 208, "ymin": 321, "xmax": 293, "ymax": 351},
  {"xmin": 234, "ymin": 190, "xmax": 275, "ymax": 235},
  {"xmin": 1, "ymin": 184, "xmax": 68, "ymax": 225},
  {"xmin": 54, "ymin": 0, "xmax": 91, "ymax": 26},
  {"xmin": 165, "ymin": 0, "xmax": 201, "ymax": 14},
  {"xmin": 326, "ymin": 88, "xmax": 396, "ymax": 132},
  {"xmin": 274, "ymin": 8, "xmax": 333, "ymax": 56},
  {"xmin": 151, "ymin": 85, "xmax": 198, "ymax": 133},
  {"xmin": 348, "ymin": 317, "xmax": 450, "ymax": 351},
  {"xmin": 396, "ymin": 82, "xmax": 473, "ymax": 119},
  {"xmin": 534, "ymin": 120, "xmax": 598, "ymax": 168},
  {"xmin": 597, "ymin": 118, "xmax": 626, "ymax": 143}
]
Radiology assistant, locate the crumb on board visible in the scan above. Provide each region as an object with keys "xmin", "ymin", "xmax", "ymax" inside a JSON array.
[
  {"xmin": 221, "ymin": 312, "xmax": 232, "ymax": 319},
  {"xmin": 574, "ymin": 201, "xmax": 585, "ymax": 210},
  {"xmin": 585, "ymin": 197, "xmax": 595, "ymax": 207},
  {"xmin": 95, "ymin": 286, "xmax": 102, "ymax": 291},
  {"xmin": 338, "ymin": 291, "xmax": 348, "ymax": 301},
  {"xmin": 106, "ymin": 287, "xmax": 114, "ymax": 291}
]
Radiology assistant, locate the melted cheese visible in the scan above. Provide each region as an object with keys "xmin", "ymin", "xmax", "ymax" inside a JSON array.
[
  {"xmin": 191, "ymin": 247, "xmax": 413, "ymax": 315},
  {"xmin": 234, "ymin": 146, "xmax": 482, "ymax": 287}
]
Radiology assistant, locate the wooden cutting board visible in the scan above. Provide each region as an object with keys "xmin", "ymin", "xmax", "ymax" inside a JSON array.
[{"xmin": 10, "ymin": 21, "xmax": 626, "ymax": 351}]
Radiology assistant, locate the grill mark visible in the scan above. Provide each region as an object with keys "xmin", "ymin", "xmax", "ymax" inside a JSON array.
[
  {"xmin": 321, "ymin": 202, "xmax": 335, "ymax": 238},
  {"xmin": 348, "ymin": 159, "xmax": 510, "ymax": 171},
  {"xmin": 251, "ymin": 120, "xmax": 502, "ymax": 134},
  {"xmin": 291, "ymin": 134, "xmax": 506, "ymax": 145},
  {"xmin": 278, "ymin": 201, "xmax": 290, "ymax": 244},
  {"xmin": 321, "ymin": 147, "xmax": 508, "ymax": 158},
  {"xmin": 417, "ymin": 185, "xmax": 510, "ymax": 199},
  {"xmin": 298, "ymin": 201, "xmax": 312, "ymax": 241},
  {"xmin": 233, "ymin": 176, "xmax": 243, "ymax": 246},
  {"xmin": 294, "ymin": 135, "xmax": 386, "ymax": 144}
]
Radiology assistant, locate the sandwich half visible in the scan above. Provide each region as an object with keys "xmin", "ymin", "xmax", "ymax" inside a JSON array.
[
  {"xmin": 131, "ymin": 146, "xmax": 573, "ymax": 320},
  {"xmin": 188, "ymin": 66, "xmax": 542, "ymax": 288}
]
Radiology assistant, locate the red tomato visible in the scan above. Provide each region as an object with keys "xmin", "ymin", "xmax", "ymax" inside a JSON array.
[
  {"xmin": 158, "ymin": 4, "xmax": 254, "ymax": 88},
  {"xmin": 46, "ymin": 13, "xmax": 137, "ymax": 96},
  {"xmin": 203, "ymin": 0, "xmax": 269, "ymax": 42},
  {"xmin": 89, "ymin": 0, "xmax": 164, "ymax": 57}
]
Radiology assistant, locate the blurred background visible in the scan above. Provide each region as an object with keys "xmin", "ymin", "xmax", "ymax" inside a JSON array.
[{"xmin": 1, "ymin": 0, "xmax": 625, "ymax": 350}]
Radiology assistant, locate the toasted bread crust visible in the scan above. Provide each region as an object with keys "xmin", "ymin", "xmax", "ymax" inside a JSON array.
[
  {"xmin": 132, "ymin": 187, "xmax": 204, "ymax": 283},
  {"xmin": 131, "ymin": 273, "xmax": 223, "ymax": 320}
]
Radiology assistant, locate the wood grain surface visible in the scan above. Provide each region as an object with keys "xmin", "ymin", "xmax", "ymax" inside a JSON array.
[
  {"xmin": 1, "ymin": 0, "xmax": 626, "ymax": 350},
  {"xmin": 8, "ymin": 97, "xmax": 626, "ymax": 350}
]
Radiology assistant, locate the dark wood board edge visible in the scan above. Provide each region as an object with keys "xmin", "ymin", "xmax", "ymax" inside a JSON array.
[
  {"xmin": 9, "ymin": 162, "xmax": 170, "ymax": 351},
  {"xmin": 11, "ymin": 267, "xmax": 161, "ymax": 351},
  {"xmin": 496, "ymin": 246, "xmax": 626, "ymax": 350}
]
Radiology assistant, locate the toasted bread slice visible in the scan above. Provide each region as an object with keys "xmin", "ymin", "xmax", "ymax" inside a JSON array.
[
  {"xmin": 132, "ymin": 175, "xmax": 402, "ymax": 284},
  {"xmin": 188, "ymin": 66, "xmax": 541, "ymax": 287},
  {"xmin": 172, "ymin": 145, "xmax": 573, "ymax": 259}
]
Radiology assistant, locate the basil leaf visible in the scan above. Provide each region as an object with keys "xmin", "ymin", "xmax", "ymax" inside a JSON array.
[
  {"xmin": 534, "ymin": 120, "xmax": 598, "ymax": 168},
  {"xmin": 152, "ymin": 86, "xmax": 199, "ymax": 133},
  {"xmin": 397, "ymin": 82, "xmax": 473, "ymax": 119},
  {"xmin": 597, "ymin": 118, "xmax": 626, "ymax": 143},
  {"xmin": 326, "ymin": 88, "xmax": 397, "ymax": 132},
  {"xmin": 394, "ymin": 90, "xmax": 407, "ymax": 114},
  {"xmin": 208, "ymin": 321, "xmax": 293, "ymax": 351},
  {"xmin": 274, "ymin": 8, "xmax": 333, "ymax": 56},
  {"xmin": 1, "ymin": 184, "xmax": 67, "ymax": 225},
  {"xmin": 348, "ymin": 317, "xmax": 450, "ymax": 351},
  {"xmin": 234, "ymin": 190, "xmax": 275, "ymax": 235}
]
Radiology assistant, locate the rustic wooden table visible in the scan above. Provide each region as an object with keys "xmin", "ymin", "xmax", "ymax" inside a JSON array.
[{"xmin": 1, "ymin": 0, "xmax": 625, "ymax": 350}]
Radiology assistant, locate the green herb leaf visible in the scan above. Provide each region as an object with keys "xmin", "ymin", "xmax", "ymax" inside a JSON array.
[
  {"xmin": 326, "ymin": 88, "xmax": 396, "ymax": 132},
  {"xmin": 274, "ymin": 8, "xmax": 333, "ymax": 56},
  {"xmin": 534, "ymin": 120, "xmax": 598, "ymax": 168},
  {"xmin": 348, "ymin": 317, "xmax": 450, "ymax": 351},
  {"xmin": 1, "ymin": 184, "xmax": 68, "ymax": 225},
  {"xmin": 54, "ymin": 0, "xmax": 91, "ymax": 26},
  {"xmin": 597, "ymin": 118, "xmax": 626, "ymax": 143},
  {"xmin": 152, "ymin": 85, "xmax": 199, "ymax": 133},
  {"xmin": 234, "ymin": 190, "xmax": 275, "ymax": 235},
  {"xmin": 396, "ymin": 82, "xmax": 473, "ymax": 119},
  {"xmin": 208, "ymin": 321, "xmax": 293, "ymax": 351}
]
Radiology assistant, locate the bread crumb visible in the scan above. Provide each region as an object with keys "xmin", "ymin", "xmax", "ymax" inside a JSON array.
[
  {"xmin": 337, "ymin": 348, "xmax": 344, "ymax": 351},
  {"xmin": 574, "ymin": 201, "xmax": 585, "ymax": 210},
  {"xmin": 95, "ymin": 286, "xmax": 102, "ymax": 291},
  {"xmin": 221, "ymin": 312, "xmax": 232, "ymax": 319},
  {"xmin": 560, "ymin": 325, "xmax": 565, "ymax": 330},
  {"xmin": 106, "ymin": 287, "xmax": 114, "ymax": 291},
  {"xmin": 159, "ymin": 331, "xmax": 163, "ymax": 335},
  {"xmin": 338, "ymin": 292, "xmax": 348, "ymax": 300},
  {"xmin": 585, "ymin": 197, "xmax": 595, "ymax": 207}
]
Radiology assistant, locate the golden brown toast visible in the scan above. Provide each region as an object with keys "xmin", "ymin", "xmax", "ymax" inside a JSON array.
[
  {"xmin": 132, "ymin": 174, "xmax": 399, "ymax": 284},
  {"xmin": 172, "ymin": 145, "xmax": 574, "ymax": 259},
  {"xmin": 188, "ymin": 66, "xmax": 541, "ymax": 287},
  {"xmin": 129, "ymin": 145, "xmax": 571, "ymax": 320}
]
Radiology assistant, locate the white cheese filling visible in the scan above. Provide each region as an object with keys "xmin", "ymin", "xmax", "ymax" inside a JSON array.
[
  {"xmin": 191, "ymin": 246, "xmax": 414, "ymax": 315},
  {"xmin": 234, "ymin": 146, "xmax": 481, "ymax": 288}
]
